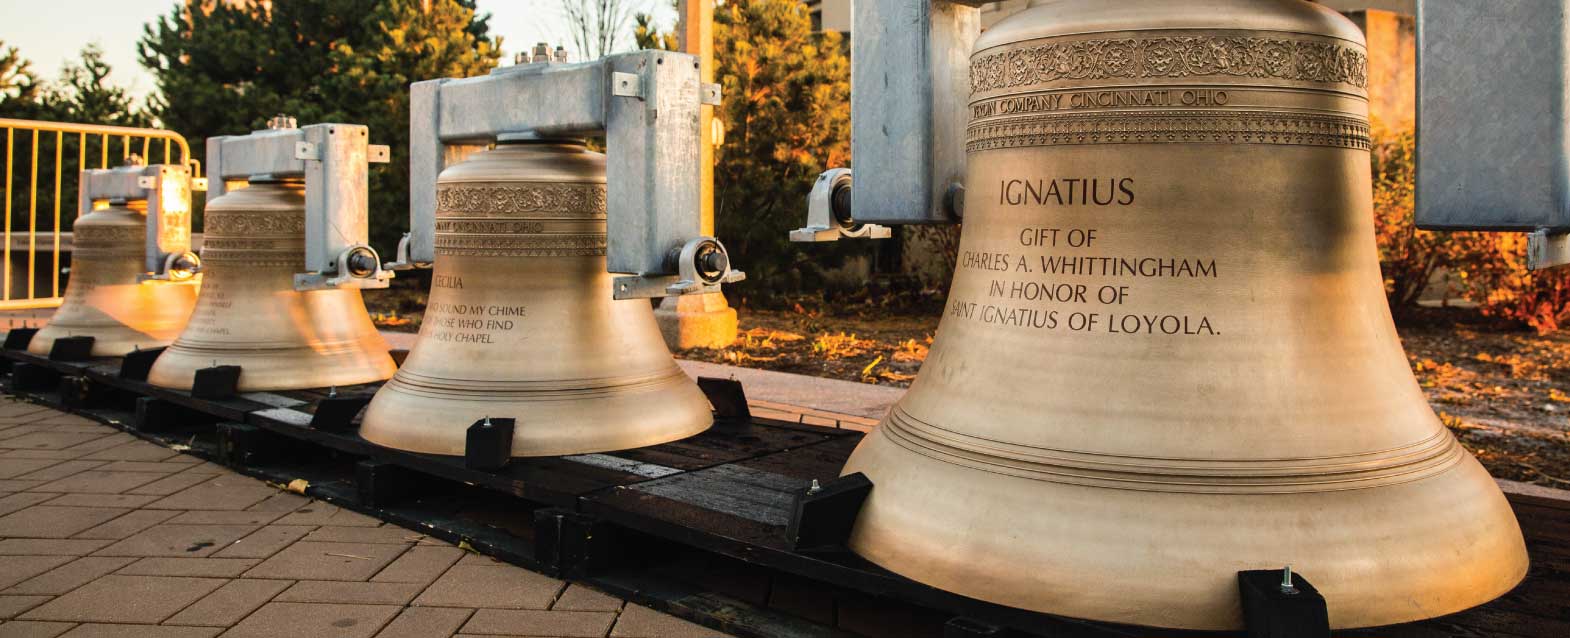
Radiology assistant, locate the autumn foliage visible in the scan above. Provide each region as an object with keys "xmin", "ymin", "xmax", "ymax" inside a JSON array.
[{"xmin": 1372, "ymin": 128, "xmax": 1570, "ymax": 333}]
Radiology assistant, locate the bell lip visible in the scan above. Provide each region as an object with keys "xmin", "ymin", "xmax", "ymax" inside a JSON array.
[
  {"xmin": 976, "ymin": 0, "xmax": 1367, "ymax": 54},
  {"xmin": 841, "ymin": 425, "xmax": 1531, "ymax": 631},
  {"xmin": 358, "ymin": 369, "xmax": 716, "ymax": 458}
]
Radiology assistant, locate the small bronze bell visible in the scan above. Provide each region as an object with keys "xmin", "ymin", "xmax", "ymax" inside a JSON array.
[
  {"xmin": 29, "ymin": 165, "xmax": 199, "ymax": 356},
  {"xmin": 840, "ymin": 0, "xmax": 1528, "ymax": 629},
  {"xmin": 359, "ymin": 141, "xmax": 712, "ymax": 457},
  {"xmin": 146, "ymin": 179, "xmax": 395, "ymax": 391}
]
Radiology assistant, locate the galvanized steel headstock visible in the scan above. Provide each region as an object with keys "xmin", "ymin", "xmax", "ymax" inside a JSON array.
[{"xmin": 396, "ymin": 48, "xmax": 742, "ymax": 300}]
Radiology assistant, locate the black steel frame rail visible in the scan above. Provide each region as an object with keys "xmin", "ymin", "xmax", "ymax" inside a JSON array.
[{"xmin": 7, "ymin": 341, "xmax": 1541, "ymax": 638}]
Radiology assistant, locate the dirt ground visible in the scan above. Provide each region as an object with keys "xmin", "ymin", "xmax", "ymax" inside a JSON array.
[{"xmin": 365, "ymin": 283, "xmax": 1570, "ymax": 489}]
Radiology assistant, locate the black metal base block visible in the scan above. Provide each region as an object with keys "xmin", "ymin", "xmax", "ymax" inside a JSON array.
[
  {"xmin": 310, "ymin": 394, "xmax": 373, "ymax": 432},
  {"xmin": 534, "ymin": 508, "xmax": 625, "ymax": 578},
  {"xmin": 356, "ymin": 459, "xmax": 429, "ymax": 509},
  {"xmin": 1238, "ymin": 569, "xmax": 1330, "ymax": 638},
  {"xmin": 119, "ymin": 347, "xmax": 166, "ymax": 381},
  {"xmin": 465, "ymin": 417, "xmax": 514, "ymax": 471},
  {"xmin": 134, "ymin": 396, "xmax": 218, "ymax": 433},
  {"xmin": 3, "ymin": 328, "xmax": 38, "ymax": 351},
  {"xmin": 786, "ymin": 472, "xmax": 873, "ymax": 552},
  {"xmin": 192, "ymin": 365, "xmax": 242, "ymax": 400},
  {"xmin": 48, "ymin": 336, "xmax": 95, "ymax": 362},
  {"xmin": 946, "ymin": 617, "xmax": 1014, "ymax": 638},
  {"xmin": 217, "ymin": 422, "xmax": 285, "ymax": 466},
  {"xmin": 57, "ymin": 376, "xmax": 102, "ymax": 411},
  {"xmin": 697, "ymin": 376, "xmax": 751, "ymax": 422},
  {"xmin": 9, "ymin": 362, "xmax": 61, "ymax": 394}
]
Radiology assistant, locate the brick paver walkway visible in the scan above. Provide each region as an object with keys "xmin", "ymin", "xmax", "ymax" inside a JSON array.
[{"xmin": 0, "ymin": 396, "xmax": 734, "ymax": 638}]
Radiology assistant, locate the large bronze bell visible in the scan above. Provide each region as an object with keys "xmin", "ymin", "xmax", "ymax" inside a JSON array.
[
  {"xmin": 146, "ymin": 179, "xmax": 396, "ymax": 391},
  {"xmin": 842, "ymin": 0, "xmax": 1527, "ymax": 629},
  {"xmin": 359, "ymin": 141, "xmax": 711, "ymax": 457},
  {"xmin": 29, "ymin": 167, "xmax": 199, "ymax": 357}
]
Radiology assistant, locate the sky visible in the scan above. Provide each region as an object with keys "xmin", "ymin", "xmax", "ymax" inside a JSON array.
[{"xmin": 0, "ymin": 0, "xmax": 677, "ymax": 103}]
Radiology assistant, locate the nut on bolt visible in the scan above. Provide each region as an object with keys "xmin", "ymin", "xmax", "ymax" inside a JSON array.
[{"xmin": 345, "ymin": 247, "xmax": 379, "ymax": 278}]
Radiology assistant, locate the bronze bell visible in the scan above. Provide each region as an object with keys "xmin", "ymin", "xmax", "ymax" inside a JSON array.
[
  {"xmin": 359, "ymin": 141, "xmax": 711, "ymax": 457},
  {"xmin": 29, "ymin": 169, "xmax": 199, "ymax": 357},
  {"xmin": 841, "ymin": 0, "xmax": 1527, "ymax": 630},
  {"xmin": 146, "ymin": 179, "xmax": 396, "ymax": 391}
]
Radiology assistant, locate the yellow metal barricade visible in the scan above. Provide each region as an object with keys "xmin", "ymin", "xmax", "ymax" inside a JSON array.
[{"xmin": 0, "ymin": 119, "xmax": 195, "ymax": 310}]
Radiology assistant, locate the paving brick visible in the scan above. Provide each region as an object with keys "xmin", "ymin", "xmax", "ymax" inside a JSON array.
[
  {"xmin": 175, "ymin": 462, "xmax": 225, "ymax": 474},
  {"xmin": 0, "ymin": 432, "xmax": 110, "ymax": 451},
  {"xmin": 0, "ymin": 424, "xmax": 48, "ymax": 440},
  {"xmin": 72, "ymin": 510, "xmax": 182, "ymax": 540},
  {"xmin": 0, "ymin": 458, "xmax": 56, "ymax": 479},
  {"xmin": 0, "ymin": 402, "xmax": 53, "ymax": 419},
  {"xmin": 276, "ymin": 581, "xmax": 425, "ymax": 605},
  {"xmin": 116, "ymin": 557, "xmax": 261, "ymax": 578},
  {"xmin": 412, "ymin": 564, "xmax": 564, "ymax": 610},
  {"xmin": 303, "ymin": 526, "xmax": 425, "ymax": 545},
  {"xmin": 0, "ymin": 538, "xmax": 112, "ymax": 556},
  {"xmin": 56, "ymin": 625, "xmax": 222, "ymax": 638},
  {"xmin": 0, "ymin": 506, "xmax": 129, "ymax": 538},
  {"xmin": 216, "ymin": 602, "xmax": 401, "ymax": 638},
  {"xmin": 243, "ymin": 542, "xmax": 407, "ymax": 581},
  {"xmin": 80, "ymin": 441, "xmax": 180, "ymax": 462},
  {"xmin": 0, "ymin": 449, "xmax": 85, "ymax": 461},
  {"xmin": 145, "ymin": 477, "xmax": 278, "ymax": 511},
  {"xmin": 0, "ymin": 620, "xmax": 75, "ymax": 637},
  {"xmin": 208, "ymin": 525, "xmax": 313, "ymax": 559},
  {"xmin": 164, "ymin": 511, "xmax": 285, "ymax": 526},
  {"xmin": 58, "ymin": 430, "xmax": 135, "ymax": 452},
  {"xmin": 28, "ymin": 472, "xmax": 166, "ymax": 495},
  {"xmin": 42, "ymin": 494, "xmax": 161, "ymax": 508},
  {"xmin": 370, "ymin": 546, "xmax": 463, "ymax": 585},
  {"xmin": 23, "ymin": 414, "xmax": 96, "ymax": 427},
  {"xmin": 461, "ymin": 609, "xmax": 616, "ymax": 637},
  {"xmin": 0, "ymin": 595, "xmax": 50, "ymax": 619},
  {"xmin": 20, "ymin": 575, "xmax": 226, "ymax": 623},
  {"xmin": 4, "ymin": 556, "xmax": 138, "ymax": 595},
  {"xmin": 372, "ymin": 607, "xmax": 472, "ymax": 638},
  {"xmin": 0, "ymin": 492, "xmax": 56, "ymax": 516},
  {"xmin": 164, "ymin": 579, "xmax": 293, "ymax": 627},
  {"xmin": 57, "ymin": 434, "xmax": 136, "ymax": 455},
  {"xmin": 92, "ymin": 461, "xmax": 194, "ymax": 474},
  {"xmin": 551, "ymin": 584, "xmax": 623, "ymax": 612},
  {"xmin": 0, "ymin": 555, "xmax": 74, "ymax": 589},
  {"xmin": 457, "ymin": 553, "xmax": 502, "ymax": 566},
  {"xmin": 242, "ymin": 492, "xmax": 309, "ymax": 513},
  {"xmin": 127, "ymin": 472, "xmax": 216, "ymax": 497},
  {"xmin": 609, "ymin": 605, "xmax": 731, "ymax": 638},
  {"xmin": 13, "ymin": 461, "xmax": 110, "ymax": 483},
  {"xmin": 92, "ymin": 524, "xmax": 258, "ymax": 558},
  {"xmin": 272, "ymin": 503, "xmax": 381, "ymax": 526}
]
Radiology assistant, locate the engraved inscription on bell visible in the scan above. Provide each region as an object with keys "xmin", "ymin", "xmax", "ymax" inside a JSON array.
[
  {"xmin": 27, "ymin": 199, "xmax": 199, "ymax": 357},
  {"xmin": 359, "ymin": 141, "xmax": 712, "ymax": 458},
  {"xmin": 146, "ymin": 180, "xmax": 396, "ymax": 391},
  {"xmin": 838, "ymin": 0, "xmax": 1527, "ymax": 631}
]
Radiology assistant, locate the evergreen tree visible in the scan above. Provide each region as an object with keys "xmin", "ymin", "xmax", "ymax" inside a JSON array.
[
  {"xmin": 139, "ymin": 0, "xmax": 499, "ymax": 250},
  {"xmin": 0, "ymin": 41, "xmax": 42, "ymax": 116},
  {"xmin": 633, "ymin": 13, "xmax": 677, "ymax": 51},
  {"xmin": 713, "ymin": 0, "xmax": 852, "ymax": 293},
  {"xmin": 45, "ymin": 44, "xmax": 152, "ymax": 127},
  {"xmin": 1, "ymin": 43, "xmax": 152, "ymax": 232}
]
